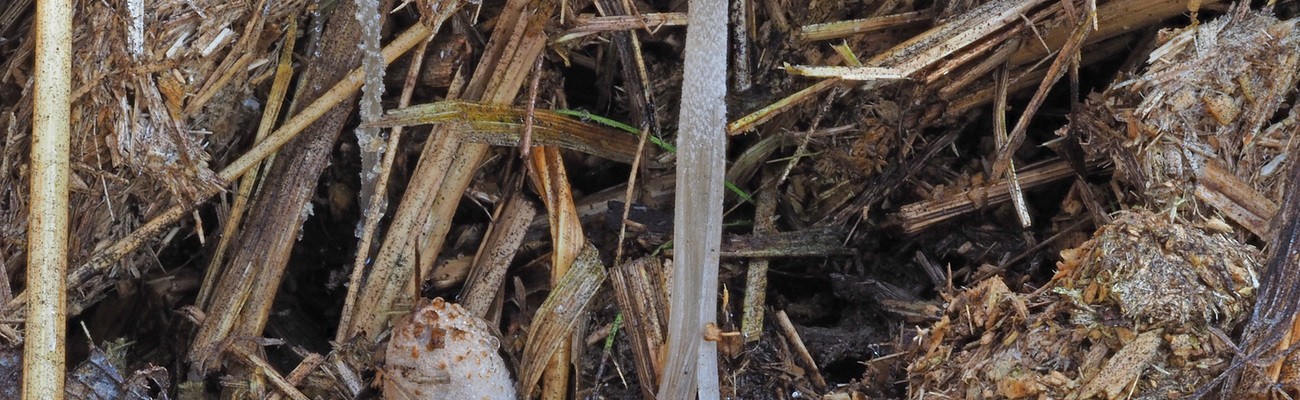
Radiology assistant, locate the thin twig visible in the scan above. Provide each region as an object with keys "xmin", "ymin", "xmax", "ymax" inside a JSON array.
[
  {"xmin": 992, "ymin": 12, "xmax": 1093, "ymax": 178},
  {"xmin": 266, "ymin": 353, "xmax": 326, "ymax": 400},
  {"xmin": 228, "ymin": 345, "xmax": 310, "ymax": 400},
  {"xmin": 613, "ymin": 120, "xmax": 652, "ymax": 267},
  {"xmin": 774, "ymin": 310, "xmax": 828, "ymax": 392},
  {"xmin": 520, "ymin": 54, "xmax": 544, "ymax": 159},
  {"xmin": 994, "ymin": 63, "xmax": 1031, "ymax": 227}
]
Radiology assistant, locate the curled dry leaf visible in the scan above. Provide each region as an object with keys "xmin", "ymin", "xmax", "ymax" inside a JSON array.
[{"xmin": 383, "ymin": 298, "xmax": 516, "ymax": 400}]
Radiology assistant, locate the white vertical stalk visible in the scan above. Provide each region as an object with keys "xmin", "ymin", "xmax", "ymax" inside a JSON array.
[
  {"xmin": 659, "ymin": 0, "xmax": 726, "ymax": 397},
  {"xmin": 26, "ymin": 0, "xmax": 73, "ymax": 396}
]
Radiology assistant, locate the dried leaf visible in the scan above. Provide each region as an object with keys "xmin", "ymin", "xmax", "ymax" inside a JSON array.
[{"xmin": 517, "ymin": 244, "xmax": 606, "ymax": 396}]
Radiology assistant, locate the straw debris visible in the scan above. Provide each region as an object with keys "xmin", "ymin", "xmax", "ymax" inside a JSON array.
[
  {"xmin": 6, "ymin": 0, "xmax": 1300, "ymax": 398},
  {"xmin": 909, "ymin": 210, "xmax": 1259, "ymax": 399}
]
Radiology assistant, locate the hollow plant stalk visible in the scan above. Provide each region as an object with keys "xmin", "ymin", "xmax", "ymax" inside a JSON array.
[{"xmin": 25, "ymin": 0, "xmax": 73, "ymax": 395}]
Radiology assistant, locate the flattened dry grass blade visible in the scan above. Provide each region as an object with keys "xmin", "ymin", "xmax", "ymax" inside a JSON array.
[{"xmin": 370, "ymin": 100, "xmax": 648, "ymax": 164}]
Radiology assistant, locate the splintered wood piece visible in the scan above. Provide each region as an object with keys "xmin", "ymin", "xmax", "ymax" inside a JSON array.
[
  {"xmin": 460, "ymin": 195, "xmax": 537, "ymax": 317},
  {"xmin": 798, "ymin": 10, "xmax": 936, "ymax": 42},
  {"xmin": 554, "ymin": 12, "xmax": 688, "ymax": 43},
  {"xmin": 716, "ymin": 230, "xmax": 849, "ymax": 258},
  {"xmin": 1008, "ymin": 0, "xmax": 1225, "ymax": 66},
  {"xmin": 873, "ymin": 0, "xmax": 1049, "ymax": 76},
  {"xmin": 610, "ymin": 256, "xmax": 670, "ymax": 398},
  {"xmin": 1078, "ymin": 329, "xmax": 1164, "ymax": 399},
  {"xmin": 945, "ymin": 36, "xmax": 1133, "ymax": 117},
  {"xmin": 731, "ymin": 0, "xmax": 1049, "ymax": 135},
  {"xmin": 731, "ymin": 0, "xmax": 754, "ymax": 91},
  {"xmin": 941, "ymin": 0, "xmax": 1203, "ymax": 118},
  {"xmin": 782, "ymin": 65, "xmax": 907, "ymax": 81},
  {"xmin": 742, "ymin": 174, "xmax": 778, "ymax": 343},
  {"xmin": 1194, "ymin": 160, "xmax": 1278, "ymax": 239},
  {"xmin": 897, "ymin": 158, "xmax": 1103, "ymax": 235}
]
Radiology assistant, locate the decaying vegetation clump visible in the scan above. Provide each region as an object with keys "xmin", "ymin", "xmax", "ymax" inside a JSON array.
[
  {"xmin": 906, "ymin": 7, "xmax": 1300, "ymax": 400},
  {"xmin": 6, "ymin": 0, "xmax": 1300, "ymax": 398},
  {"xmin": 1079, "ymin": 9, "xmax": 1300, "ymax": 238},
  {"xmin": 909, "ymin": 210, "xmax": 1260, "ymax": 399}
]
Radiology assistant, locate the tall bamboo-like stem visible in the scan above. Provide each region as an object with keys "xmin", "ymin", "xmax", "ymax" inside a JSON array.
[
  {"xmin": 658, "ymin": 0, "xmax": 726, "ymax": 397},
  {"xmin": 25, "ymin": 0, "xmax": 72, "ymax": 396}
]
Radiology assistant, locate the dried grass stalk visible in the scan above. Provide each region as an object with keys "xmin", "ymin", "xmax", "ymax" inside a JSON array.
[
  {"xmin": 24, "ymin": 0, "xmax": 72, "ymax": 394},
  {"xmin": 343, "ymin": 0, "xmax": 556, "ymax": 341},
  {"xmin": 370, "ymin": 100, "xmax": 648, "ymax": 163},
  {"xmin": 661, "ymin": 0, "xmax": 727, "ymax": 397},
  {"xmin": 609, "ymin": 256, "xmax": 669, "ymax": 398},
  {"xmin": 188, "ymin": 0, "xmax": 373, "ymax": 373},
  {"xmin": 460, "ymin": 195, "xmax": 537, "ymax": 317},
  {"xmin": 517, "ymin": 244, "xmax": 606, "ymax": 397},
  {"xmin": 527, "ymin": 144, "xmax": 586, "ymax": 399},
  {"xmin": 4, "ymin": 18, "xmax": 441, "ymax": 320},
  {"xmin": 197, "ymin": 21, "xmax": 298, "ymax": 309}
]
